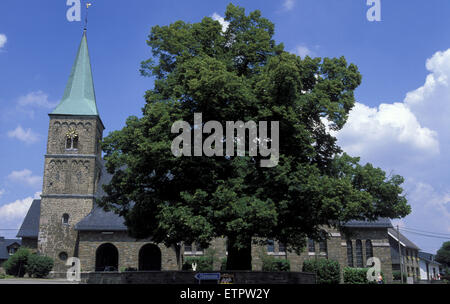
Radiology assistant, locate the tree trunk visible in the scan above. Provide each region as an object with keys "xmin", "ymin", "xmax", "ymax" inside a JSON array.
[{"xmin": 226, "ymin": 237, "xmax": 252, "ymax": 271}]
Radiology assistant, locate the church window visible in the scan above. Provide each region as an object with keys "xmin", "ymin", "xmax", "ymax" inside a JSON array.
[
  {"xmin": 347, "ymin": 240, "xmax": 354, "ymax": 267},
  {"xmin": 278, "ymin": 242, "xmax": 286, "ymax": 253},
  {"xmin": 366, "ymin": 240, "xmax": 373, "ymax": 261},
  {"xmin": 319, "ymin": 240, "xmax": 327, "ymax": 254},
  {"xmin": 59, "ymin": 252, "xmax": 68, "ymax": 261},
  {"xmin": 62, "ymin": 213, "xmax": 70, "ymax": 225},
  {"xmin": 308, "ymin": 238, "xmax": 315, "ymax": 253},
  {"xmin": 356, "ymin": 239, "xmax": 363, "ymax": 267},
  {"xmin": 184, "ymin": 243, "xmax": 192, "ymax": 253},
  {"xmin": 267, "ymin": 240, "xmax": 274, "ymax": 253},
  {"xmin": 65, "ymin": 128, "xmax": 79, "ymax": 151}
]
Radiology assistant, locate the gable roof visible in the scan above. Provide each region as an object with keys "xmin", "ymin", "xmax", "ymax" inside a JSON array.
[
  {"xmin": 388, "ymin": 228, "xmax": 420, "ymax": 250},
  {"xmin": 419, "ymin": 252, "xmax": 441, "ymax": 265},
  {"xmin": 0, "ymin": 238, "xmax": 22, "ymax": 260},
  {"xmin": 16, "ymin": 199, "xmax": 41, "ymax": 238},
  {"xmin": 51, "ymin": 31, "xmax": 99, "ymax": 116}
]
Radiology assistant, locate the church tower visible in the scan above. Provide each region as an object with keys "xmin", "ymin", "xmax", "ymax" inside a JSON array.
[{"xmin": 38, "ymin": 31, "xmax": 104, "ymax": 271}]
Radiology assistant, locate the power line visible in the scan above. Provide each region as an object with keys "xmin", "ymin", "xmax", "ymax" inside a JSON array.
[
  {"xmin": 399, "ymin": 228, "xmax": 450, "ymax": 240},
  {"xmin": 400, "ymin": 226, "xmax": 450, "ymax": 237}
]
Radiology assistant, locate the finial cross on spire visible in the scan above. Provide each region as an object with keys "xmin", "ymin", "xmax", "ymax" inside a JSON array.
[{"xmin": 84, "ymin": 2, "xmax": 93, "ymax": 31}]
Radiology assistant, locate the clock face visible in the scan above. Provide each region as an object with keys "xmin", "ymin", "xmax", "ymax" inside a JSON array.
[{"xmin": 66, "ymin": 128, "xmax": 78, "ymax": 139}]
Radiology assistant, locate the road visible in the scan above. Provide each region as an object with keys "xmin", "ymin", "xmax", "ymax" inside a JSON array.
[{"xmin": 0, "ymin": 278, "xmax": 80, "ymax": 284}]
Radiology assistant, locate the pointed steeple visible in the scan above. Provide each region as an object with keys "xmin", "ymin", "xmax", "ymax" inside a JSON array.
[{"xmin": 52, "ymin": 31, "xmax": 99, "ymax": 116}]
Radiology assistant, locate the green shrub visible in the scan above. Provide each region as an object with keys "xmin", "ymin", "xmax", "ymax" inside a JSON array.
[
  {"xmin": 182, "ymin": 256, "xmax": 213, "ymax": 271},
  {"xmin": 26, "ymin": 254, "xmax": 54, "ymax": 278},
  {"xmin": 302, "ymin": 259, "xmax": 340, "ymax": 284},
  {"xmin": 262, "ymin": 256, "xmax": 290, "ymax": 272},
  {"xmin": 392, "ymin": 270, "xmax": 406, "ymax": 282},
  {"xmin": 3, "ymin": 247, "xmax": 31, "ymax": 277},
  {"xmin": 343, "ymin": 267, "xmax": 383, "ymax": 284}
]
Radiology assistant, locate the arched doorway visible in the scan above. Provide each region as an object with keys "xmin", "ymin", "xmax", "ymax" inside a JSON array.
[
  {"xmin": 139, "ymin": 244, "xmax": 161, "ymax": 271},
  {"xmin": 95, "ymin": 243, "xmax": 119, "ymax": 272}
]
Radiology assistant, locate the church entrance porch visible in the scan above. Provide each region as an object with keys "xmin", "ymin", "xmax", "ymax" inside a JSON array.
[
  {"xmin": 95, "ymin": 243, "xmax": 119, "ymax": 272},
  {"xmin": 139, "ymin": 244, "xmax": 162, "ymax": 271}
]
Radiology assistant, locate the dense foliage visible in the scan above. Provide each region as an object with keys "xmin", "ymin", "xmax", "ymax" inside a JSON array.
[
  {"xmin": 182, "ymin": 256, "xmax": 214, "ymax": 271},
  {"xmin": 343, "ymin": 267, "xmax": 383, "ymax": 284},
  {"xmin": 436, "ymin": 241, "xmax": 450, "ymax": 269},
  {"xmin": 3, "ymin": 247, "xmax": 31, "ymax": 277},
  {"xmin": 261, "ymin": 256, "xmax": 290, "ymax": 272},
  {"xmin": 99, "ymin": 3, "xmax": 411, "ymax": 270},
  {"xmin": 26, "ymin": 254, "xmax": 54, "ymax": 278},
  {"xmin": 302, "ymin": 259, "xmax": 340, "ymax": 284}
]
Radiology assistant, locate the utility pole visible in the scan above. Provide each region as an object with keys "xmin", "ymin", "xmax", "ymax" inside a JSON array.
[{"xmin": 397, "ymin": 225, "xmax": 404, "ymax": 284}]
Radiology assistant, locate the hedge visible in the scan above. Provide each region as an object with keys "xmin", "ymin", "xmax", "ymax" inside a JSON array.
[
  {"xmin": 302, "ymin": 259, "xmax": 340, "ymax": 284},
  {"xmin": 262, "ymin": 256, "xmax": 290, "ymax": 272},
  {"xmin": 26, "ymin": 254, "xmax": 54, "ymax": 278},
  {"xmin": 182, "ymin": 256, "xmax": 213, "ymax": 271},
  {"xmin": 343, "ymin": 267, "xmax": 383, "ymax": 284}
]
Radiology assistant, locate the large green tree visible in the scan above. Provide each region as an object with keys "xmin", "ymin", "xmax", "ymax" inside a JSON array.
[
  {"xmin": 99, "ymin": 4, "xmax": 411, "ymax": 270},
  {"xmin": 436, "ymin": 241, "xmax": 450, "ymax": 270}
]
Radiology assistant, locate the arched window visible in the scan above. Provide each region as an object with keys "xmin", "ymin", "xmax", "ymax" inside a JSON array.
[
  {"xmin": 267, "ymin": 240, "xmax": 274, "ymax": 253},
  {"xmin": 65, "ymin": 129, "xmax": 79, "ymax": 151},
  {"xmin": 347, "ymin": 240, "xmax": 353, "ymax": 267},
  {"xmin": 366, "ymin": 240, "xmax": 373, "ymax": 261},
  {"xmin": 355, "ymin": 240, "xmax": 363, "ymax": 267},
  {"xmin": 62, "ymin": 213, "xmax": 69, "ymax": 225},
  {"xmin": 184, "ymin": 243, "xmax": 192, "ymax": 253},
  {"xmin": 319, "ymin": 240, "xmax": 327, "ymax": 254},
  {"xmin": 308, "ymin": 238, "xmax": 315, "ymax": 253}
]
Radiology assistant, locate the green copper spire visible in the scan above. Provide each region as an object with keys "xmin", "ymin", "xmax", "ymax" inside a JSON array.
[{"xmin": 52, "ymin": 31, "xmax": 99, "ymax": 116}]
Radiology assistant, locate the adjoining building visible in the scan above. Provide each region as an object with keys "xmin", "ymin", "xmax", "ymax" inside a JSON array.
[
  {"xmin": 0, "ymin": 237, "xmax": 21, "ymax": 267},
  {"xmin": 17, "ymin": 30, "xmax": 396, "ymax": 283},
  {"xmin": 388, "ymin": 228, "xmax": 420, "ymax": 282},
  {"xmin": 418, "ymin": 252, "xmax": 441, "ymax": 281}
]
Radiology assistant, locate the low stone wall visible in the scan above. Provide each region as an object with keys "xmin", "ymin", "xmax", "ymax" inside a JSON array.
[{"xmin": 80, "ymin": 271, "xmax": 316, "ymax": 284}]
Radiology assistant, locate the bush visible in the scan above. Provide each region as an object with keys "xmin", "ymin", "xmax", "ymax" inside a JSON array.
[
  {"xmin": 392, "ymin": 270, "xmax": 406, "ymax": 282},
  {"xmin": 26, "ymin": 254, "xmax": 54, "ymax": 278},
  {"xmin": 343, "ymin": 267, "xmax": 384, "ymax": 284},
  {"xmin": 182, "ymin": 256, "xmax": 213, "ymax": 271},
  {"xmin": 302, "ymin": 259, "xmax": 340, "ymax": 284},
  {"xmin": 3, "ymin": 247, "xmax": 31, "ymax": 277},
  {"xmin": 262, "ymin": 256, "xmax": 290, "ymax": 272}
]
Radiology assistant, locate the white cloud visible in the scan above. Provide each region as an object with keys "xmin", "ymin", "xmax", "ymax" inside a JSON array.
[
  {"xmin": 17, "ymin": 91, "xmax": 57, "ymax": 109},
  {"xmin": 0, "ymin": 189, "xmax": 4, "ymax": 198},
  {"xmin": 294, "ymin": 45, "xmax": 314, "ymax": 58},
  {"xmin": 7, "ymin": 125, "xmax": 40, "ymax": 143},
  {"xmin": 8, "ymin": 169, "xmax": 42, "ymax": 188},
  {"xmin": 335, "ymin": 102, "xmax": 439, "ymax": 157},
  {"xmin": 283, "ymin": 0, "xmax": 295, "ymax": 11},
  {"xmin": 0, "ymin": 33, "xmax": 7, "ymax": 49},
  {"xmin": 331, "ymin": 48, "xmax": 450, "ymax": 253},
  {"xmin": 211, "ymin": 13, "xmax": 230, "ymax": 32},
  {"xmin": 0, "ymin": 192, "xmax": 40, "ymax": 222}
]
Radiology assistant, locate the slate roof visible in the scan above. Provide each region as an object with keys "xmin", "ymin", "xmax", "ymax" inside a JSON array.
[
  {"xmin": 0, "ymin": 237, "xmax": 22, "ymax": 260},
  {"xmin": 342, "ymin": 218, "xmax": 393, "ymax": 228},
  {"xmin": 388, "ymin": 228, "xmax": 420, "ymax": 250},
  {"xmin": 419, "ymin": 252, "xmax": 441, "ymax": 265},
  {"xmin": 16, "ymin": 199, "xmax": 41, "ymax": 238},
  {"xmin": 74, "ymin": 163, "xmax": 127, "ymax": 231}
]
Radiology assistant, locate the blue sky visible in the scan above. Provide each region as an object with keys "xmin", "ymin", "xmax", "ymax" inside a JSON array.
[{"xmin": 0, "ymin": 0, "xmax": 449, "ymax": 254}]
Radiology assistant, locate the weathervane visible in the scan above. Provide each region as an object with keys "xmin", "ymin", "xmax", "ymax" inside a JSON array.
[{"xmin": 84, "ymin": 2, "xmax": 92, "ymax": 31}]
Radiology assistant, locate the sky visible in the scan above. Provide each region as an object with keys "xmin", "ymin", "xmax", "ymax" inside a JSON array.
[{"xmin": 0, "ymin": 0, "xmax": 449, "ymax": 254}]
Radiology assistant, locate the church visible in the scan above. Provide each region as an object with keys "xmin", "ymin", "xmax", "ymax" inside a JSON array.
[{"xmin": 16, "ymin": 31, "xmax": 396, "ymax": 282}]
